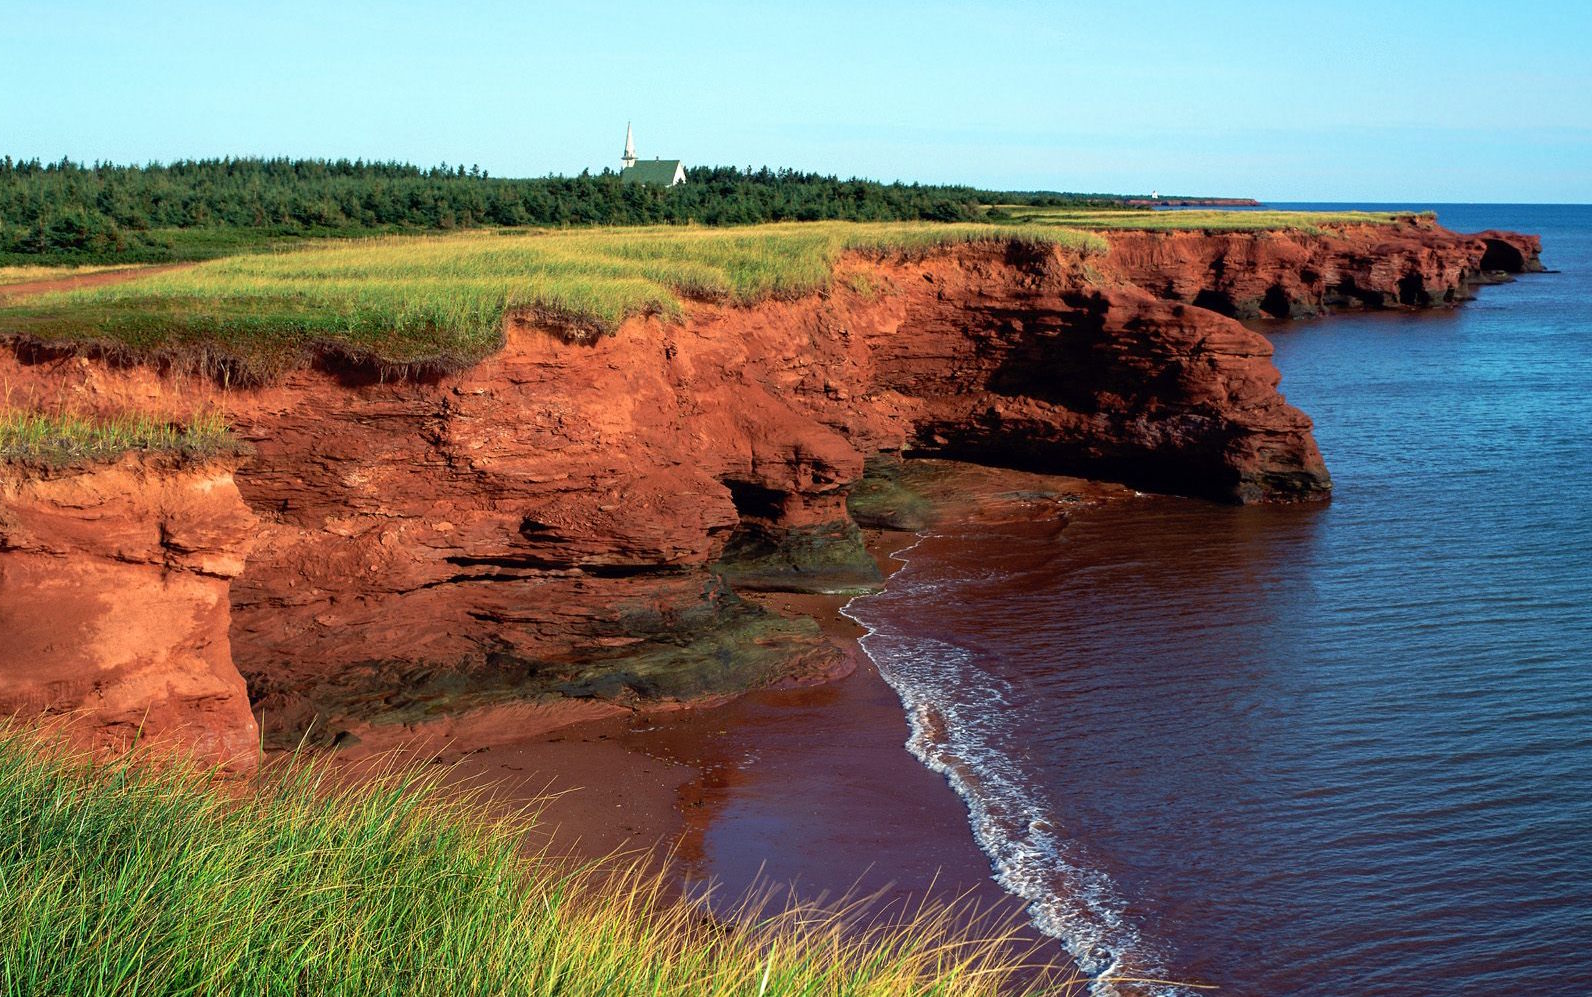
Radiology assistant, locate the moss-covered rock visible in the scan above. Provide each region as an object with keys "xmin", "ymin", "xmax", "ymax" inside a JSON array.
[
  {"xmin": 713, "ymin": 519, "xmax": 882, "ymax": 594},
  {"xmin": 253, "ymin": 581, "xmax": 842, "ymax": 748},
  {"xmin": 846, "ymin": 454, "xmax": 936, "ymax": 530}
]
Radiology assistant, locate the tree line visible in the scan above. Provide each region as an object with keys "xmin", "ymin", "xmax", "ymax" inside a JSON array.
[{"xmin": 0, "ymin": 156, "xmax": 1132, "ymax": 263}]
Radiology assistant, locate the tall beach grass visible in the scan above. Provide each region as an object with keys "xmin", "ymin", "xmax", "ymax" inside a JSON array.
[{"xmin": 0, "ymin": 726, "xmax": 1079, "ymax": 997}]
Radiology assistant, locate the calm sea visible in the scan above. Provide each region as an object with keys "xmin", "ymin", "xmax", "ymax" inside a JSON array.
[{"xmin": 843, "ymin": 205, "xmax": 1592, "ymax": 995}]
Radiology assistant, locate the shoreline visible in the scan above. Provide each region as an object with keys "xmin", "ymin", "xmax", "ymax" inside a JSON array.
[
  {"xmin": 409, "ymin": 464, "xmax": 1133, "ymax": 982},
  {"xmin": 419, "ymin": 527, "xmax": 920, "ymax": 867},
  {"xmin": 421, "ymin": 465, "xmax": 1129, "ymax": 867}
]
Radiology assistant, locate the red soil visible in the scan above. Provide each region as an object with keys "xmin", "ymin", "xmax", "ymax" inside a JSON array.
[{"xmin": 0, "ymin": 264, "xmax": 191, "ymax": 299}]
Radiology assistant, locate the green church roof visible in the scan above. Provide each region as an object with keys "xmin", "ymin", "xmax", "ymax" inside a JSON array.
[{"xmin": 620, "ymin": 159, "xmax": 684, "ymax": 185}]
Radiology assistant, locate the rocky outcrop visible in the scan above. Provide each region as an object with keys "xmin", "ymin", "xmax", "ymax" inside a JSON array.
[
  {"xmin": 850, "ymin": 244, "xmax": 1328, "ymax": 502},
  {"xmin": 1104, "ymin": 216, "xmax": 1542, "ymax": 320},
  {"xmin": 0, "ymin": 219, "xmax": 1538, "ymax": 752},
  {"xmin": 0, "ymin": 458, "xmax": 259, "ymax": 769}
]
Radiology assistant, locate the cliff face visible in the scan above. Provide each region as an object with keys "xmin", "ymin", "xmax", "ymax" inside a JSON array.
[
  {"xmin": 1103, "ymin": 216, "xmax": 1541, "ymax": 320},
  {"xmin": 218, "ymin": 241, "xmax": 1327, "ymax": 745},
  {"xmin": 0, "ymin": 220, "xmax": 1540, "ymax": 754},
  {"xmin": 0, "ymin": 459, "xmax": 258, "ymax": 769},
  {"xmin": 854, "ymin": 244, "xmax": 1328, "ymax": 502}
]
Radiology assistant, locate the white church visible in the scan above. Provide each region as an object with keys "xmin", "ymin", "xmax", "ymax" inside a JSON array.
[{"xmin": 617, "ymin": 123, "xmax": 686, "ymax": 186}]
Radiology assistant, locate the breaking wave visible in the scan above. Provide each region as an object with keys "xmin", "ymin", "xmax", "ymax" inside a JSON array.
[{"xmin": 842, "ymin": 535, "xmax": 1190, "ymax": 997}]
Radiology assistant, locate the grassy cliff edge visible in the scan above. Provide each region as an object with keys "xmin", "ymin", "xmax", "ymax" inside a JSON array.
[{"xmin": 0, "ymin": 211, "xmax": 1406, "ymax": 383}]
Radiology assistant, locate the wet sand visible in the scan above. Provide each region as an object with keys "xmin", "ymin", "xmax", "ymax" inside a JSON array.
[
  {"xmin": 616, "ymin": 599, "xmax": 1019, "ymax": 913},
  {"xmin": 431, "ymin": 592, "xmax": 1037, "ymax": 935},
  {"xmin": 427, "ymin": 529, "xmax": 1021, "ymax": 912},
  {"xmin": 425, "ymin": 722, "xmax": 697, "ymax": 860}
]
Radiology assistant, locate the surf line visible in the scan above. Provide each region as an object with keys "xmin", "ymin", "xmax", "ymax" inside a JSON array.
[{"xmin": 839, "ymin": 530, "xmax": 1184, "ymax": 996}]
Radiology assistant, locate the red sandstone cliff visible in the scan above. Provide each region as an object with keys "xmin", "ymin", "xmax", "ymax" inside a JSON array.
[
  {"xmin": 1103, "ymin": 216, "xmax": 1541, "ymax": 319},
  {"xmin": 0, "ymin": 458, "xmax": 258, "ymax": 769},
  {"xmin": 0, "ymin": 219, "xmax": 1542, "ymax": 756}
]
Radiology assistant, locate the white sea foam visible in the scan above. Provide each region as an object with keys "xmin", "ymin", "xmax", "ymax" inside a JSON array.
[{"xmin": 842, "ymin": 535, "xmax": 1191, "ymax": 997}]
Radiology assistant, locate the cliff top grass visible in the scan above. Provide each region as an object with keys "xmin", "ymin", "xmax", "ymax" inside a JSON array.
[
  {"xmin": 0, "ymin": 409, "xmax": 235, "ymax": 466},
  {"xmin": 0, "ymin": 208, "xmax": 1412, "ymax": 382},
  {"xmin": 998, "ymin": 205, "xmax": 1422, "ymax": 234},
  {"xmin": 0, "ymin": 726, "xmax": 1079, "ymax": 997},
  {"xmin": 0, "ymin": 222, "xmax": 1106, "ymax": 382}
]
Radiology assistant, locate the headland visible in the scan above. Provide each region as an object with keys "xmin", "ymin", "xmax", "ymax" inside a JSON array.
[{"xmin": 0, "ymin": 210, "xmax": 1540, "ymax": 773}]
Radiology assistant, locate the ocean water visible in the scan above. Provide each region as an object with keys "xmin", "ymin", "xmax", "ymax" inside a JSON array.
[{"xmin": 842, "ymin": 205, "xmax": 1592, "ymax": 995}]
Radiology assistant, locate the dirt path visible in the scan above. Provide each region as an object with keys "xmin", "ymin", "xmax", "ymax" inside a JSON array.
[{"xmin": 0, "ymin": 263, "xmax": 193, "ymax": 299}]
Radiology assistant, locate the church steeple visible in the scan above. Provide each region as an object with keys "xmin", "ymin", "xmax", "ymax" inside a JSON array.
[{"xmin": 621, "ymin": 122, "xmax": 636, "ymax": 169}]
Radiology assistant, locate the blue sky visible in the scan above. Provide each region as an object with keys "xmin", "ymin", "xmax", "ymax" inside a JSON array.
[{"xmin": 5, "ymin": 0, "xmax": 1589, "ymax": 201}]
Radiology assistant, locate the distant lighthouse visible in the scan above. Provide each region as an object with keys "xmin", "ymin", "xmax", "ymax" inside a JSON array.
[{"xmin": 621, "ymin": 122, "xmax": 637, "ymax": 169}]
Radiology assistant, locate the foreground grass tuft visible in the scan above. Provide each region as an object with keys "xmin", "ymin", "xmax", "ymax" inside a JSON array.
[
  {"xmin": 0, "ymin": 409, "xmax": 236, "ymax": 465},
  {"xmin": 0, "ymin": 727, "xmax": 1071, "ymax": 997}
]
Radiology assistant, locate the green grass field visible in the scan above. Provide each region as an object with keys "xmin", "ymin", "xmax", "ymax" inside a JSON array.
[
  {"xmin": 0, "ymin": 727, "xmax": 1080, "ymax": 997},
  {"xmin": 0, "ymin": 210, "xmax": 1408, "ymax": 382},
  {"xmin": 996, "ymin": 206, "xmax": 1420, "ymax": 234},
  {"xmin": 0, "ymin": 409, "xmax": 235, "ymax": 465}
]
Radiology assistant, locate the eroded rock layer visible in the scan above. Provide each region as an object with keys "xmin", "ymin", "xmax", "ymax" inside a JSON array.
[
  {"xmin": 1104, "ymin": 216, "xmax": 1541, "ymax": 319},
  {"xmin": 0, "ymin": 220, "xmax": 1541, "ymax": 754},
  {"xmin": 0, "ymin": 459, "xmax": 258, "ymax": 768}
]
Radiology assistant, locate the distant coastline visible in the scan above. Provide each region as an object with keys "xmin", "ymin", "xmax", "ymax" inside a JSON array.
[{"xmin": 1122, "ymin": 196, "xmax": 1261, "ymax": 208}]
